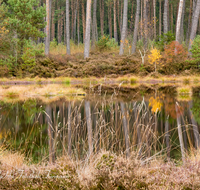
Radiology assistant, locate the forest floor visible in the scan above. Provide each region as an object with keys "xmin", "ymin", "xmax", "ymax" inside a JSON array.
[
  {"xmin": 0, "ymin": 52, "xmax": 199, "ymax": 80},
  {"xmin": 0, "ymin": 150, "xmax": 199, "ymax": 189}
]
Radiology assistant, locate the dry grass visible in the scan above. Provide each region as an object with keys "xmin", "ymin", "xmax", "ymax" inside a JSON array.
[
  {"xmin": 0, "ymin": 84, "xmax": 86, "ymax": 103},
  {"xmin": 0, "ymin": 149, "xmax": 200, "ymax": 189}
]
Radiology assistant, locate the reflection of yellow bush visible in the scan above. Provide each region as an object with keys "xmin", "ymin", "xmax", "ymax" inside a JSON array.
[{"xmin": 149, "ymin": 97, "xmax": 162, "ymax": 113}]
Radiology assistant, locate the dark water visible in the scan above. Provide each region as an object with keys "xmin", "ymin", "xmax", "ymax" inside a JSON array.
[{"xmin": 0, "ymin": 84, "xmax": 200, "ymax": 162}]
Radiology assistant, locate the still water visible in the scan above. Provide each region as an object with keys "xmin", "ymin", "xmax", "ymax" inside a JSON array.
[{"xmin": 0, "ymin": 84, "xmax": 200, "ymax": 162}]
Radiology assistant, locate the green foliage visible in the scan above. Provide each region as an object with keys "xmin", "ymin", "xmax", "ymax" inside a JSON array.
[
  {"xmin": 96, "ymin": 35, "xmax": 118, "ymax": 52},
  {"xmin": 156, "ymin": 31, "xmax": 175, "ymax": 51},
  {"xmin": 191, "ymin": 35, "xmax": 200, "ymax": 61},
  {"xmin": 21, "ymin": 40, "xmax": 44, "ymax": 71},
  {"xmin": 191, "ymin": 97, "xmax": 200, "ymax": 125}
]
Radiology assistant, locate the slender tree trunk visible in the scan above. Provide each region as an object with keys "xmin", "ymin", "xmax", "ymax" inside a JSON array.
[
  {"xmin": 171, "ymin": 3, "xmax": 173, "ymax": 33},
  {"xmin": 159, "ymin": 0, "xmax": 162, "ymax": 39},
  {"xmin": 180, "ymin": 0, "xmax": 186, "ymax": 42},
  {"xmin": 68, "ymin": 102, "xmax": 71, "ymax": 156},
  {"xmin": 66, "ymin": 0, "xmax": 70, "ymax": 54},
  {"xmin": 132, "ymin": 0, "xmax": 140, "ymax": 53},
  {"xmin": 189, "ymin": 0, "xmax": 200, "ymax": 51},
  {"xmin": 46, "ymin": 105, "xmax": 55, "ymax": 163},
  {"xmin": 77, "ymin": 0, "xmax": 80, "ymax": 44},
  {"xmin": 189, "ymin": 101, "xmax": 200, "ymax": 148},
  {"xmin": 51, "ymin": 0, "xmax": 55, "ymax": 41},
  {"xmin": 117, "ymin": 0, "xmax": 121, "ymax": 35},
  {"xmin": 57, "ymin": 5, "xmax": 61, "ymax": 43},
  {"xmin": 165, "ymin": 115, "xmax": 170, "ymax": 159},
  {"xmin": 176, "ymin": 0, "xmax": 184, "ymax": 43},
  {"xmin": 186, "ymin": 0, "xmax": 193, "ymax": 47},
  {"xmin": 85, "ymin": 101, "xmax": 93, "ymax": 157},
  {"xmin": 114, "ymin": 0, "xmax": 118, "ymax": 42},
  {"xmin": 71, "ymin": 0, "xmax": 74, "ymax": 38},
  {"xmin": 82, "ymin": 0, "xmax": 86, "ymax": 43},
  {"xmin": 175, "ymin": 103, "xmax": 185, "ymax": 163},
  {"xmin": 119, "ymin": 0, "xmax": 128, "ymax": 55},
  {"xmin": 153, "ymin": 0, "xmax": 156, "ymax": 39},
  {"xmin": 130, "ymin": 0, "xmax": 134, "ymax": 31},
  {"xmin": 73, "ymin": 0, "xmax": 78, "ymax": 42},
  {"xmin": 108, "ymin": 2, "xmax": 113, "ymax": 39},
  {"xmin": 84, "ymin": 0, "xmax": 92, "ymax": 58},
  {"xmin": 92, "ymin": 0, "xmax": 97, "ymax": 48},
  {"xmin": 143, "ymin": 0, "xmax": 148, "ymax": 49},
  {"xmin": 164, "ymin": 0, "xmax": 168, "ymax": 34},
  {"xmin": 120, "ymin": 102, "xmax": 130, "ymax": 158},
  {"xmin": 45, "ymin": 0, "xmax": 51, "ymax": 55}
]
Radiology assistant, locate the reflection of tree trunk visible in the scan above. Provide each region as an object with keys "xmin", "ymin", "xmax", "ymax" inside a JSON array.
[
  {"xmin": 120, "ymin": 102, "xmax": 130, "ymax": 157},
  {"xmin": 46, "ymin": 105, "xmax": 55, "ymax": 164},
  {"xmin": 175, "ymin": 103, "xmax": 185, "ymax": 163},
  {"xmin": 85, "ymin": 101, "xmax": 93, "ymax": 157},
  {"xmin": 189, "ymin": 101, "xmax": 200, "ymax": 148},
  {"xmin": 63, "ymin": 103, "xmax": 66, "ymax": 155},
  {"xmin": 165, "ymin": 115, "xmax": 170, "ymax": 159},
  {"xmin": 68, "ymin": 102, "xmax": 72, "ymax": 156}
]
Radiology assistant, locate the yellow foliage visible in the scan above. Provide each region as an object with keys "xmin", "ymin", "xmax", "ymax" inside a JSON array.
[
  {"xmin": 148, "ymin": 48, "xmax": 162, "ymax": 65},
  {"xmin": 149, "ymin": 97, "xmax": 162, "ymax": 113}
]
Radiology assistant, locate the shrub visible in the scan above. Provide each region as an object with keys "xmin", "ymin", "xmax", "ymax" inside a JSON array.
[
  {"xmin": 191, "ymin": 35, "xmax": 200, "ymax": 62},
  {"xmin": 156, "ymin": 31, "xmax": 175, "ymax": 51},
  {"xmin": 96, "ymin": 35, "xmax": 118, "ymax": 52},
  {"xmin": 148, "ymin": 48, "xmax": 162, "ymax": 72},
  {"xmin": 163, "ymin": 41, "xmax": 187, "ymax": 63}
]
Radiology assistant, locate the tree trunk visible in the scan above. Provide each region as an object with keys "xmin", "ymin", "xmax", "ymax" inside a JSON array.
[
  {"xmin": 85, "ymin": 101, "xmax": 93, "ymax": 157},
  {"xmin": 171, "ymin": 3, "xmax": 173, "ymax": 33},
  {"xmin": 67, "ymin": 102, "xmax": 71, "ymax": 156},
  {"xmin": 180, "ymin": 0, "xmax": 186, "ymax": 42},
  {"xmin": 120, "ymin": 102, "xmax": 130, "ymax": 158},
  {"xmin": 119, "ymin": 0, "xmax": 128, "ymax": 55},
  {"xmin": 51, "ymin": 0, "xmax": 55, "ymax": 41},
  {"xmin": 57, "ymin": 5, "xmax": 61, "ymax": 43},
  {"xmin": 84, "ymin": 0, "xmax": 92, "ymax": 58},
  {"xmin": 163, "ymin": 0, "xmax": 168, "ymax": 34},
  {"xmin": 189, "ymin": 0, "xmax": 200, "ymax": 51},
  {"xmin": 82, "ymin": 0, "xmax": 86, "ymax": 43},
  {"xmin": 66, "ymin": 0, "xmax": 70, "ymax": 54},
  {"xmin": 108, "ymin": 2, "xmax": 113, "ymax": 39},
  {"xmin": 186, "ymin": 0, "xmax": 193, "ymax": 47},
  {"xmin": 117, "ymin": 0, "xmax": 121, "ymax": 35},
  {"xmin": 73, "ymin": 0, "xmax": 78, "ymax": 42},
  {"xmin": 159, "ymin": 0, "xmax": 162, "ymax": 39},
  {"xmin": 92, "ymin": 0, "xmax": 97, "ymax": 48},
  {"xmin": 45, "ymin": 0, "xmax": 51, "ymax": 55},
  {"xmin": 176, "ymin": 0, "xmax": 184, "ymax": 43},
  {"xmin": 77, "ymin": 0, "xmax": 80, "ymax": 44},
  {"xmin": 153, "ymin": 0, "xmax": 156, "ymax": 39},
  {"xmin": 114, "ymin": 0, "xmax": 118, "ymax": 42},
  {"xmin": 143, "ymin": 0, "xmax": 148, "ymax": 49},
  {"xmin": 132, "ymin": 0, "xmax": 140, "ymax": 53},
  {"xmin": 175, "ymin": 103, "xmax": 185, "ymax": 163},
  {"xmin": 130, "ymin": 0, "xmax": 134, "ymax": 31}
]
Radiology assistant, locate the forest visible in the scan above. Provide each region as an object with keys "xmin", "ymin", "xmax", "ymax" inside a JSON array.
[
  {"xmin": 0, "ymin": 0, "xmax": 200, "ymax": 78},
  {"xmin": 1, "ymin": 1, "xmax": 200, "ymax": 190}
]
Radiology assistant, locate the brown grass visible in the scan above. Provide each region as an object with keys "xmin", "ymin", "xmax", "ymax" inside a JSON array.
[{"xmin": 0, "ymin": 149, "xmax": 200, "ymax": 189}]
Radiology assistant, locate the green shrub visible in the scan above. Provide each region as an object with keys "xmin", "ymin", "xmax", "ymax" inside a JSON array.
[
  {"xmin": 191, "ymin": 35, "xmax": 200, "ymax": 60},
  {"xmin": 96, "ymin": 35, "xmax": 118, "ymax": 52},
  {"xmin": 155, "ymin": 31, "xmax": 175, "ymax": 51}
]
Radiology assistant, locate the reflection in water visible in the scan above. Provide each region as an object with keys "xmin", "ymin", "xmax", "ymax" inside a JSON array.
[{"xmin": 0, "ymin": 93, "xmax": 200, "ymax": 162}]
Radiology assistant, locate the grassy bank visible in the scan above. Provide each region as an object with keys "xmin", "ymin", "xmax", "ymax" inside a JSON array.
[{"xmin": 0, "ymin": 149, "xmax": 199, "ymax": 189}]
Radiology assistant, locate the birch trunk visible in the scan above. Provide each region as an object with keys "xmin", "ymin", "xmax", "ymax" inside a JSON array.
[
  {"xmin": 114, "ymin": 0, "xmax": 118, "ymax": 42},
  {"xmin": 188, "ymin": 0, "xmax": 200, "ymax": 51},
  {"xmin": 119, "ymin": 0, "xmax": 128, "ymax": 55},
  {"xmin": 84, "ymin": 0, "xmax": 92, "ymax": 58},
  {"xmin": 176, "ymin": 0, "xmax": 184, "ymax": 43},
  {"xmin": 164, "ymin": 0, "xmax": 169, "ymax": 34}
]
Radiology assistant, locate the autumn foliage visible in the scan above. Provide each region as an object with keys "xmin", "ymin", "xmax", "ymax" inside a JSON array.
[
  {"xmin": 148, "ymin": 48, "xmax": 162, "ymax": 72},
  {"xmin": 163, "ymin": 41, "xmax": 188, "ymax": 63}
]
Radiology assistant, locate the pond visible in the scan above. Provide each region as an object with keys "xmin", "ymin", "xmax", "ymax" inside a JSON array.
[{"xmin": 0, "ymin": 83, "xmax": 200, "ymax": 163}]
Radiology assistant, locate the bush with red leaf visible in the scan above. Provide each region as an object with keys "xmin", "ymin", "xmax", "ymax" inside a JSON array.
[{"xmin": 163, "ymin": 41, "xmax": 188, "ymax": 63}]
